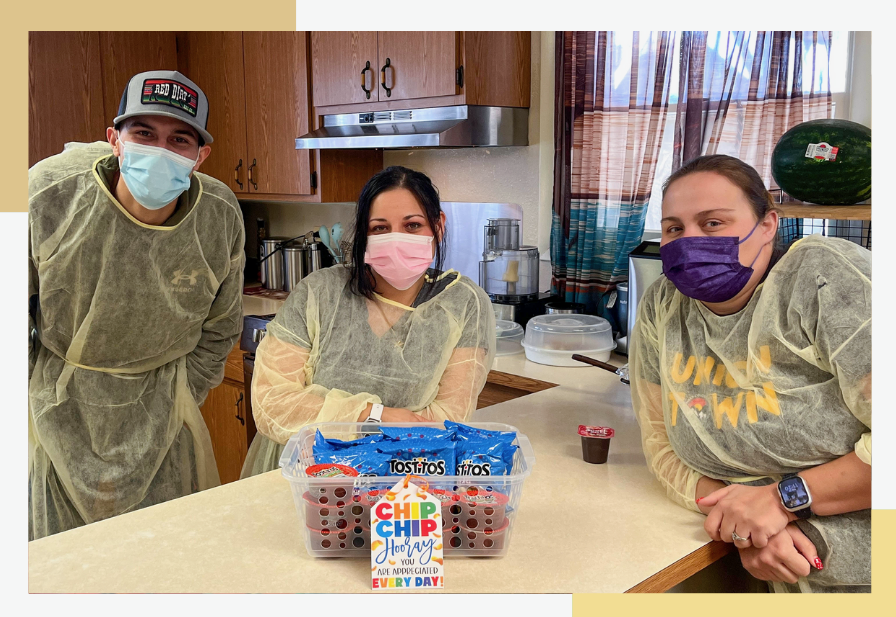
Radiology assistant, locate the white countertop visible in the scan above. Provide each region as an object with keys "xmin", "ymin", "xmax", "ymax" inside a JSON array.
[
  {"xmin": 242, "ymin": 293, "xmax": 286, "ymax": 317},
  {"xmin": 28, "ymin": 343, "xmax": 713, "ymax": 593}
]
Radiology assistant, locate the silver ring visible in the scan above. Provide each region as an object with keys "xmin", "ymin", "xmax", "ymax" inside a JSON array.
[{"xmin": 732, "ymin": 531, "xmax": 750, "ymax": 543}]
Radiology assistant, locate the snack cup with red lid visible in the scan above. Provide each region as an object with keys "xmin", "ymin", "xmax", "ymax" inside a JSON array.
[
  {"xmin": 578, "ymin": 425, "xmax": 615, "ymax": 464},
  {"xmin": 306, "ymin": 522, "xmax": 370, "ymax": 552},
  {"xmin": 304, "ymin": 465, "xmax": 359, "ymax": 509},
  {"xmin": 457, "ymin": 486, "xmax": 510, "ymax": 529},
  {"xmin": 303, "ymin": 491, "xmax": 370, "ymax": 528},
  {"xmin": 427, "ymin": 488, "xmax": 461, "ymax": 530},
  {"xmin": 444, "ymin": 517, "xmax": 511, "ymax": 554}
]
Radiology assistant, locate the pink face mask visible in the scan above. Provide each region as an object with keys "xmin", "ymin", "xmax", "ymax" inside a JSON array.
[{"xmin": 364, "ymin": 232, "xmax": 434, "ymax": 290}]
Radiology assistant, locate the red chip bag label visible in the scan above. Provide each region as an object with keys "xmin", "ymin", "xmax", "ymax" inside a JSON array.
[
  {"xmin": 578, "ymin": 425, "xmax": 615, "ymax": 438},
  {"xmin": 805, "ymin": 142, "xmax": 839, "ymax": 161}
]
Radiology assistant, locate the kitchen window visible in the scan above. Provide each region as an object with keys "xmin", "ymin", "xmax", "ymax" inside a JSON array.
[{"xmin": 642, "ymin": 31, "xmax": 855, "ymax": 233}]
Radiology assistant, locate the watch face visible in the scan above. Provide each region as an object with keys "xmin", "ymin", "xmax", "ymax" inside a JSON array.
[{"xmin": 779, "ymin": 477, "xmax": 810, "ymax": 510}]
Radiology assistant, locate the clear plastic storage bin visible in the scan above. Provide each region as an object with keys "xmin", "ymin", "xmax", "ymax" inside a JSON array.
[{"xmin": 279, "ymin": 422, "xmax": 536, "ymax": 558}]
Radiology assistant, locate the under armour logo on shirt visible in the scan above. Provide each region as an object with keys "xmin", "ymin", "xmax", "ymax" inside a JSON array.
[{"xmin": 171, "ymin": 269, "xmax": 200, "ymax": 285}]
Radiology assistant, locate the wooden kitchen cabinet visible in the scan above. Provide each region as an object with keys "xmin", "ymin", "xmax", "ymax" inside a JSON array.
[
  {"xmin": 200, "ymin": 344, "xmax": 250, "ymax": 485},
  {"xmin": 176, "ymin": 32, "xmax": 249, "ymax": 196},
  {"xmin": 242, "ymin": 32, "xmax": 312, "ymax": 196},
  {"xmin": 310, "ymin": 31, "xmax": 530, "ymax": 114},
  {"xmin": 310, "ymin": 31, "xmax": 379, "ymax": 107},
  {"xmin": 376, "ymin": 31, "xmax": 459, "ymax": 102},
  {"xmin": 476, "ymin": 371, "xmax": 557, "ymax": 409},
  {"xmin": 29, "ymin": 32, "xmax": 106, "ymax": 167},
  {"xmin": 179, "ymin": 31, "xmax": 380, "ymax": 203},
  {"xmin": 311, "ymin": 31, "xmax": 459, "ymax": 108},
  {"xmin": 98, "ymin": 32, "xmax": 179, "ymax": 130},
  {"xmin": 29, "ymin": 32, "xmax": 179, "ymax": 168}
]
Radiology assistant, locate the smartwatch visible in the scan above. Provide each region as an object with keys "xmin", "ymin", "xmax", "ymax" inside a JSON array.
[
  {"xmin": 366, "ymin": 403, "xmax": 384, "ymax": 424},
  {"xmin": 777, "ymin": 473, "xmax": 813, "ymax": 519}
]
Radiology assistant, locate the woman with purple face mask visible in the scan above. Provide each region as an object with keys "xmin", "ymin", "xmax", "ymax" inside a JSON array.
[
  {"xmin": 630, "ymin": 155, "xmax": 871, "ymax": 593},
  {"xmin": 240, "ymin": 166, "xmax": 496, "ymax": 478}
]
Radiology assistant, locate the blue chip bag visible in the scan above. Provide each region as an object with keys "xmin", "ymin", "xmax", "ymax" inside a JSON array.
[
  {"xmin": 376, "ymin": 438, "xmax": 456, "ymax": 476},
  {"xmin": 379, "ymin": 426, "xmax": 456, "ymax": 442},
  {"xmin": 444, "ymin": 421, "xmax": 518, "ymax": 469},
  {"xmin": 313, "ymin": 429, "xmax": 384, "ymax": 457},
  {"xmin": 444, "ymin": 421, "xmax": 516, "ymax": 446},
  {"xmin": 455, "ymin": 439, "xmax": 517, "ymax": 476},
  {"xmin": 314, "ymin": 446, "xmax": 391, "ymax": 477},
  {"xmin": 444, "ymin": 421, "xmax": 516, "ymax": 445}
]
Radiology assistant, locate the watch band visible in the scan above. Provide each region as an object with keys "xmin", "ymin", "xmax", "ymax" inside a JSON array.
[
  {"xmin": 781, "ymin": 473, "xmax": 813, "ymax": 519},
  {"xmin": 366, "ymin": 403, "xmax": 384, "ymax": 423},
  {"xmin": 794, "ymin": 507, "xmax": 812, "ymax": 520}
]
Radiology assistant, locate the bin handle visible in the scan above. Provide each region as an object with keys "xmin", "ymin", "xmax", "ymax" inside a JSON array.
[
  {"xmin": 279, "ymin": 434, "xmax": 300, "ymax": 470},
  {"xmin": 515, "ymin": 433, "xmax": 536, "ymax": 470}
]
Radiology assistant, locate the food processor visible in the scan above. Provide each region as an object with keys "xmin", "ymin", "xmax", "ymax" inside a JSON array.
[{"xmin": 479, "ymin": 218, "xmax": 553, "ymax": 327}]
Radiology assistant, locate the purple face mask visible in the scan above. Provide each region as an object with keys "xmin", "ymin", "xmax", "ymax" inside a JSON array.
[{"xmin": 660, "ymin": 221, "xmax": 764, "ymax": 303}]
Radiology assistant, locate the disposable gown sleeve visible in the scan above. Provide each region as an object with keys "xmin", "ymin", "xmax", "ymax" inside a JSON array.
[
  {"xmin": 630, "ymin": 286, "xmax": 703, "ymax": 513},
  {"xmin": 416, "ymin": 285, "xmax": 497, "ymax": 423},
  {"xmin": 803, "ymin": 244, "xmax": 872, "ymax": 464},
  {"xmin": 185, "ymin": 216, "xmax": 245, "ymax": 407},
  {"xmin": 250, "ymin": 282, "xmax": 382, "ymax": 445}
]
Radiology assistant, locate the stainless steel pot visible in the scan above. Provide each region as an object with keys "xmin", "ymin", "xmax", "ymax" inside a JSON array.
[
  {"xmin": 545, "ymin": 301, "xmax": 585, "ymax": 315},
  {"xmin": 260, "ymin": 238, "xmax": 287, "ymax": 290},
  {"xmin": 283, "ymin": 243, "xmax": 308, "ymax": 292},
  {"xmin": 304, "ymin": 242, "xmax": 328, "ymax": 273}
]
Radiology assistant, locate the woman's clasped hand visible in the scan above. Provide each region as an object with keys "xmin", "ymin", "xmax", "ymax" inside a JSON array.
[
  {"xmin": 736, "ymin": 524, "xmax": 822, "ymax": 585},
  {"xmin": 696, "ymin": 484, "xmax": 823, "ymax": 583},
  {"xmin": 698, "ymin": 483, "xmax": 792, "ymax": 548}
]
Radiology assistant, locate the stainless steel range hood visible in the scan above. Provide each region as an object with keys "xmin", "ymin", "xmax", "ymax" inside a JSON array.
[{"xmin": 295, "ymin": 105, "xmax": 528, "ymax": 149}]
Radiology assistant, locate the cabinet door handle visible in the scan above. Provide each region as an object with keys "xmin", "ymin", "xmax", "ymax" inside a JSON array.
[
  {"xmin": 235, "ymin": 392, "xmax": 245, "ymax": 426},
  {"xmin": 234, "ymin": 159, "xmax": 244, "ymax": 190},
  {"xmin": 380, "ymin": 57, "xmax": 392, "ymax": 98},
  {"xmin": 360, "ymin": 61, "xmax": 372, "ymax": 100},
  {"xmin": 247, "ymin": 158, "xmax": 258, "ymax": 191}
]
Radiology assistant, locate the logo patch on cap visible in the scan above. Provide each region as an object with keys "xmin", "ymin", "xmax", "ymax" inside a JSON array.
[{"xmin": 141, "ymin": 79, "xmax": 199, "ymax": 117}]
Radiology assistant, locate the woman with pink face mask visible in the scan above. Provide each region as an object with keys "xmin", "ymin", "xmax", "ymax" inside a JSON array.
[
  {"xmin": 630, "ymin": 155, "xmax": 871, "ymax": 593},
  {"xmin": 241, "ymin": 166, "xmax": 496, "ymax": 477}
]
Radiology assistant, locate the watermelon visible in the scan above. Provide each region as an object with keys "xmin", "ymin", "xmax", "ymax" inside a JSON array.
[{"xmin": 771, "ymin": 119, "xmax": 871, "ymax": 205}]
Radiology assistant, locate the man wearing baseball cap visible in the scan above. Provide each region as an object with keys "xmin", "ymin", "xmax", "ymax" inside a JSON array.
[{"xmin": 28, "ymin": 70, "xmax": 244, "ymax": 539}]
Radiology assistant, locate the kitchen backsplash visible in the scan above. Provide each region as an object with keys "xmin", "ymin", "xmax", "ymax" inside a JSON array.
[{"xmin": 239, "ymin": 201, "xmax": 357, "ymax": 257}]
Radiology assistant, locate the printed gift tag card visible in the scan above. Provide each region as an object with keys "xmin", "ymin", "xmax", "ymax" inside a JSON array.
[{"xmin": 370, "ymin": 477, "xmax": 444, "ymax": 590}]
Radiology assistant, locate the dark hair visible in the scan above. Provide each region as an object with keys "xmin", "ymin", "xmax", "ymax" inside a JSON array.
[
  {"xmin": 348, "ymin": 166, "xmax": 447, "ymax": 300},
  {"xmin": 662, "ymin": 154, "xmax": 785, "ymax": 274},
  {"xmin": 663, "ymin": 154, "xmax": 780, "ymax": 221},
  {"xmin": 114, "ymin": 117, "xmax": 205, "ymax": 148}
]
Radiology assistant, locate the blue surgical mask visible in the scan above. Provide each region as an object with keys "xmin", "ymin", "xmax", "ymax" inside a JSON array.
[{"xmin": 117, "ymin": 138, "xmax": 199, "ymax": 210}]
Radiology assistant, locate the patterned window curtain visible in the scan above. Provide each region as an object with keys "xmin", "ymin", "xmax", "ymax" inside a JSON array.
[
  {"xmin": 672, "ymin": 31, "xmax": 834, "ymax": 245},
  {"xmin": 551, "ymin": 31, "xmax": 675, "ymax": 322}
]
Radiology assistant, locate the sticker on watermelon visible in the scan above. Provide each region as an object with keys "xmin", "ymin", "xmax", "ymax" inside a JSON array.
[{"xmin": 805, "ymin": 142, "xmax": 839, "ymax": 161}]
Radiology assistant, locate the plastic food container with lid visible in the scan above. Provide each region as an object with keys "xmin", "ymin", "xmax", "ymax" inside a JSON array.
[
  {"xmin": 521, "ymin": 314, "xmax": 615, "ymax": 366},
  {"xmin": 495, "ymin": 320, "xmax": 525, "ymax": 356}
]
